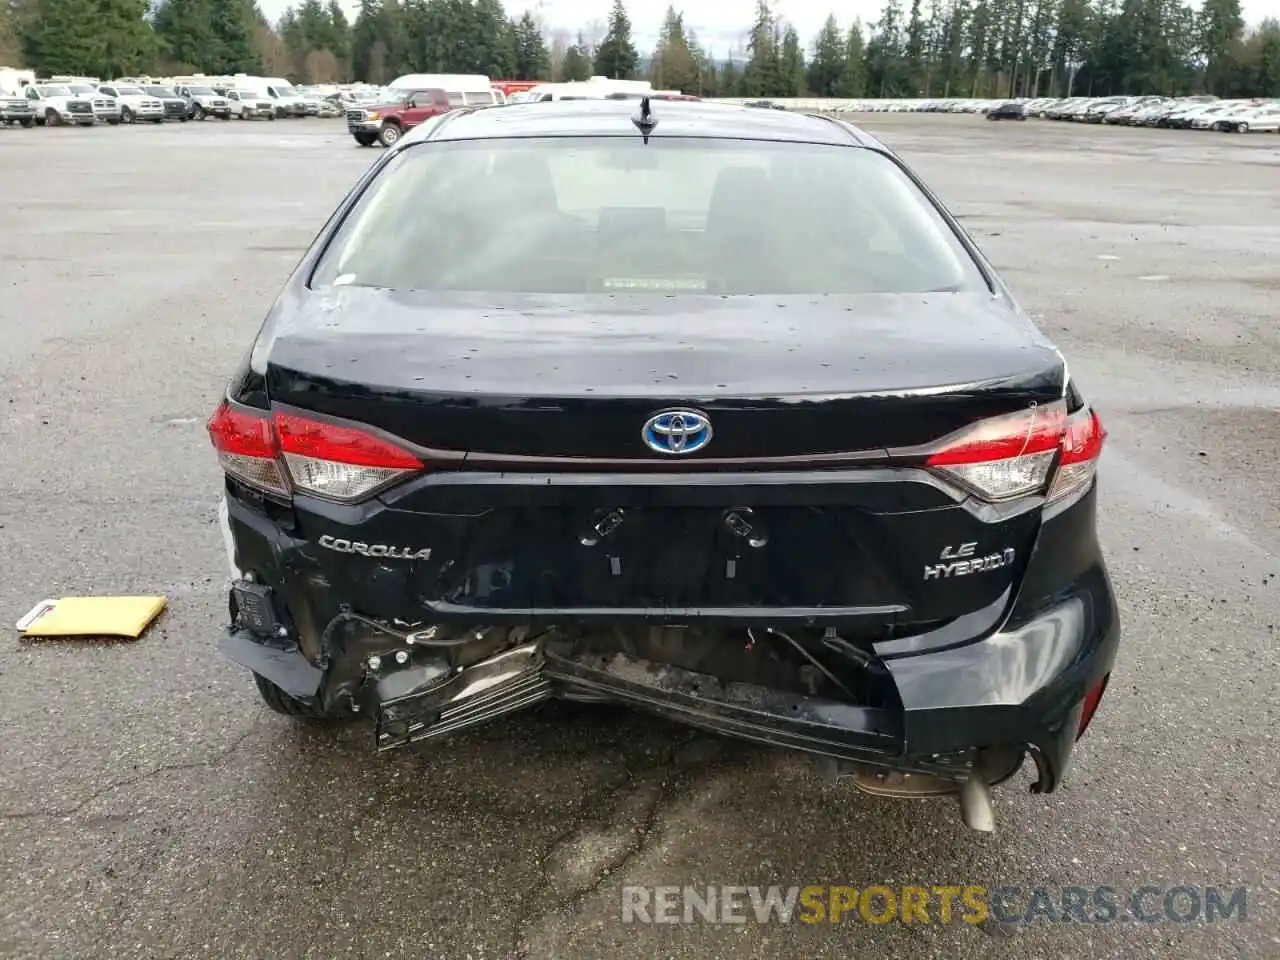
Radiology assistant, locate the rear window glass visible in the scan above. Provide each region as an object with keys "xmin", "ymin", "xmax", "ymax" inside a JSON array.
[{"xmin": 311, "ymin": 137, "xmax": 985, "ymax": 296}]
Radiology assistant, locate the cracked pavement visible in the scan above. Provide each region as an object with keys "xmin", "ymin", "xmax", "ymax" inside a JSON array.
[{"xmin": 1, "ymin": 117, "xmax": 1278, "ymax": 959}]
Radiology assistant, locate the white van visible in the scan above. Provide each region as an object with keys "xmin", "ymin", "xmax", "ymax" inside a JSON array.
[
  {"xmin": 514, "ymin": 77, "xmax": 658, "ymax": 103},
  {"xmin": 388, "ymin": 74, "xmax": 500, "ymax": 108},
  {"xmin": 228, "ymin": 75, "xmax": 316, "ymax": 116}
]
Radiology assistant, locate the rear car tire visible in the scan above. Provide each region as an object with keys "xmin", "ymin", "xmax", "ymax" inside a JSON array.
[
  {"xmin": 378, "ymin": 122, "xmax": 401, "ymax": 147},
  {"xmin": 20, "ymin": 118, "xmax": 33, "ymax": 128},
  {"xmin": 121, "ymin": 107, "xmax": 134, "ymax": 124},
  {"xmin": 253, "ymin": 672, "xmax": 334, "ymax": 720}
]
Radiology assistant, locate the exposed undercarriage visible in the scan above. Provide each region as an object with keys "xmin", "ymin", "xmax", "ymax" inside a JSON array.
[{"xmin": 225, "ymin": 594, "xmax": 1042, "ymax": 832}]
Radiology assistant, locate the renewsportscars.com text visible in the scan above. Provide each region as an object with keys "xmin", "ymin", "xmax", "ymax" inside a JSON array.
[{"xmin": 621, "ymin": 884, "xmax": 1248, "ymax": 925}]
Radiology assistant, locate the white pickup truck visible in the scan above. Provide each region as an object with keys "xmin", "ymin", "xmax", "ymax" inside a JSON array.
[
  {"xmin": 23, "ymin": 84, "xmax": 98, "ymax": 126},
  {"xmin": 63, "ymin": 82, "xmax": 122, "ymax": 123},
  {"xmin": 98, "ymin": 83, "xmax": 165, "ymax": 123},
  {"xmin": 1, "ymin": 92, "xmax": 35, "ymax": 126}
]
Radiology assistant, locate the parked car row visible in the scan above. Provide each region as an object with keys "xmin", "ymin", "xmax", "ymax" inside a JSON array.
[
  {"xmin": 0, "ymin": 73, "xmax": 345, "ymax": 129},
  {"xmin": 1027, "ymin": 95, "xmax": 1280, "ymax": 132},
  {"xmin": 839, "ymin": 98, "xmax": 1003, "ymax": 113},
  {"xmin": 825, "ymin": 94, "xmax": 1280, "ymax": 133}
]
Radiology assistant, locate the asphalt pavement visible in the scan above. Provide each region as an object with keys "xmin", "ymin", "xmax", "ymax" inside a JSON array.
[{"xmin": 1, "ymin": 114, "xmax": 1277, "ymax": 960}]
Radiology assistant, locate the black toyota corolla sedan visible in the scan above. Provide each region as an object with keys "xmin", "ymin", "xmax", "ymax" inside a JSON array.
[{"xmin": 209, "ymin": 98, "xmax": 1118, "ymax": 831}]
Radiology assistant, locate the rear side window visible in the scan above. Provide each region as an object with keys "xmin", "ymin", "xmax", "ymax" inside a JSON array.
[
  {"xmin": 311, "ymin": 136, "xmax": 986, "ymax": 296},
  {"xmin": 446, "ymin": 91, "xmax": 465, "ymax": 106}
]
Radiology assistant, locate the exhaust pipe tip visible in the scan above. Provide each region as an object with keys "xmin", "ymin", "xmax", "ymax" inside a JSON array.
[{"xmin": 958, "ymin": 775, "xmax": 996, "ymax": 833}]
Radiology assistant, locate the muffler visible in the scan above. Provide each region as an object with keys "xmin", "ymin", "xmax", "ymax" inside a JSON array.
[
  {"xmin": 958, "ymin": 775, "xmax": 995, "ymax": 832},
  {"xmin": 824, "ymin": 753, "xmax": 1005, "ymax": 834}
]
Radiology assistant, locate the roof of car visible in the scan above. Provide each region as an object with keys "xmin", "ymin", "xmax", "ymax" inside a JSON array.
[{"xmin": 401, "ymin": 98, "xmax": 876, "ymax": 149}]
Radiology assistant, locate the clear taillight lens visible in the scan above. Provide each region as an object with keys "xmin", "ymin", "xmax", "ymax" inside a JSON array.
[
  {"xmin": 206, "ymin": 401, "xmax": 423, "ymax": 502},
  {"xmin": 925, "ymin": 399, "xmax": 1106, "ymax": 504}
]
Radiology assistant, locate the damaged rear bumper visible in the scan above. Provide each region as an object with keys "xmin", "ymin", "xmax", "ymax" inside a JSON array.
[{"xmin": 221, "ymin": 579, "xmax": 1118, "ymax": 794}]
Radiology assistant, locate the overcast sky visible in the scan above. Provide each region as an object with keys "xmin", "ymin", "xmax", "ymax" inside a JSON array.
[{"xmin": 264, "ymin": 0, "xmax": 1280, "ymax": 55}]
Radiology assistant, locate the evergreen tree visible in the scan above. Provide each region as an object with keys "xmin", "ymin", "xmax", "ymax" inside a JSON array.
[
  {"xmin": 1200, "ymin": 0, "xmax": 1243, "ymax": 94},
  {"xmin": 1251, "ymin": 18, "xmax": 1280, "ymax": 96},
  {"xmin": 153, "ymin": 0, "xmax": 217, "ymax": 69},
  {"xmin": 718, "ymin": 56, "xmax": 739, "ymax": 95},
  {"xmin": 350, "ymin": 0, "xmax": 383, "ymax": 82},
  {"xmin": 837, "ymin": 22, "xmax": 867, "ymax": 96},
  {"xmin": 326, "ymin": 0, "xmax": 350, "ymax": 65},
  {"xmin": 96, "ymin": 0, "xmax": 157, "ymax": 76},
  {"xmin": 561, "ymin": 31, "xmax": 591, "ymax": 79},
  {"xmin": 808, "ymin": 14, "xmax": 846, "ymax": 96},
  {"xmin": 593, "ymin": 0, "xmax": 637, "ymax": 78},
  {"xmin": 652, "ymin": 6, "xmax": 699, "ymax": 92},
  {"xmin": 11, "ymin": 0, "xmax": 1265, "ymax": 102},
  {"xmin": 865, "ymin": 0, "xmax": 907, "ymax": 96},
  {"xmin": 741, "ymin": 0, "xmax": 780, "ymax": 96},
  {"xmin": 779, "ymin": 23, "xmax": 805, "ymax": 94},
  {"xmin": 513, "ymin": 9, "xmax": 550, "ymax": 80},
  {"xmin": 207, "ymin": 0, "xmax": 258, "ymax": 72},
  {"xmin": 23, "ymin": 0, "xmax": 101, "ymax": 74}
]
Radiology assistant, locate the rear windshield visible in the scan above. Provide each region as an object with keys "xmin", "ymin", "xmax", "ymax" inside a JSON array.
[{"xmin": 310, "ymin": 137, "xmax": 985, "ymax": 296}]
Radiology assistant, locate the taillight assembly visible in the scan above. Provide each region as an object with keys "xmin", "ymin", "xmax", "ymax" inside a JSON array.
[
  {"xmin": 1077, "ymin": 673, "xmax": 1110, "ymax": 738},
  {"xmin": 207, "ymin": 402, "xmax": 290, "ymax": 498},
  {"xmin": 207, "ymin": 400, "xmax": 423, "ymax": 502},
  {"xmin": 925, "ymin": 399, "xmax": 1106, "ymax": 504}
]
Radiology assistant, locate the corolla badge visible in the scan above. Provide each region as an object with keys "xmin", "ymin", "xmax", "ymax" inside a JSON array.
[
  {"xmin": 642, "ymin": 409, "xmax": 713, "ymax": 455},
  {"xmin": 318, "ymin": 535, "xmax": 431, "ymax": 560}
]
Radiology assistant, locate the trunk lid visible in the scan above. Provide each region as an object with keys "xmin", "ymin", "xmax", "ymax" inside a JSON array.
[{"xmin": 262, "ymin": 289, "xmax": 1066, "ymax": 462}]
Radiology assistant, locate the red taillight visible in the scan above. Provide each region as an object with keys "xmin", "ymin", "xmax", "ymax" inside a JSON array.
[
  {"xmin": 1077, "ymin": 673, "xmax": 1109, "ymax": 737},
  {"xmin": 206, "ymin": 400, "xmax": 422, "ymax": 502},
  {"xmin": 274, "ymin": 412, "xmax": 422, "ymax": 470},
  {"xmin": 1047, "ymin": 407, "xmax": 1106, "ymax": 503},
  {"xmin": 924, "ymin": 402, "xmax": 1067, "ymax": 468},
  {"xmin": 924, "ymin": 399, "xmax": 1106, "ymax": 504},
  {"xmin": 207, "ymin": 401, "xmax": 289, "ymax": 497},
  {"xmin": 275, "ymin": 411, "xmax": 422, "ymax": 501}
]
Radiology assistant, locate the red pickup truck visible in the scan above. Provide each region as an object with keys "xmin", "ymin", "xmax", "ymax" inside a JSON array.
[{"xmin": 345, "ymin": 87, "xmax": 451, "ymax": 147}]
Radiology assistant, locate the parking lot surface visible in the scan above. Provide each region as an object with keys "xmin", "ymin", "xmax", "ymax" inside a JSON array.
[{"xmin": 1, "ymin": 117, "xmax": 1278, "ymax": 959}]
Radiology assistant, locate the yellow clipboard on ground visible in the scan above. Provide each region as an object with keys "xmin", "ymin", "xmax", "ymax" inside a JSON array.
[{"xmin": 16, "ymin": 596, "xmax": 167, "ymax": 639}]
